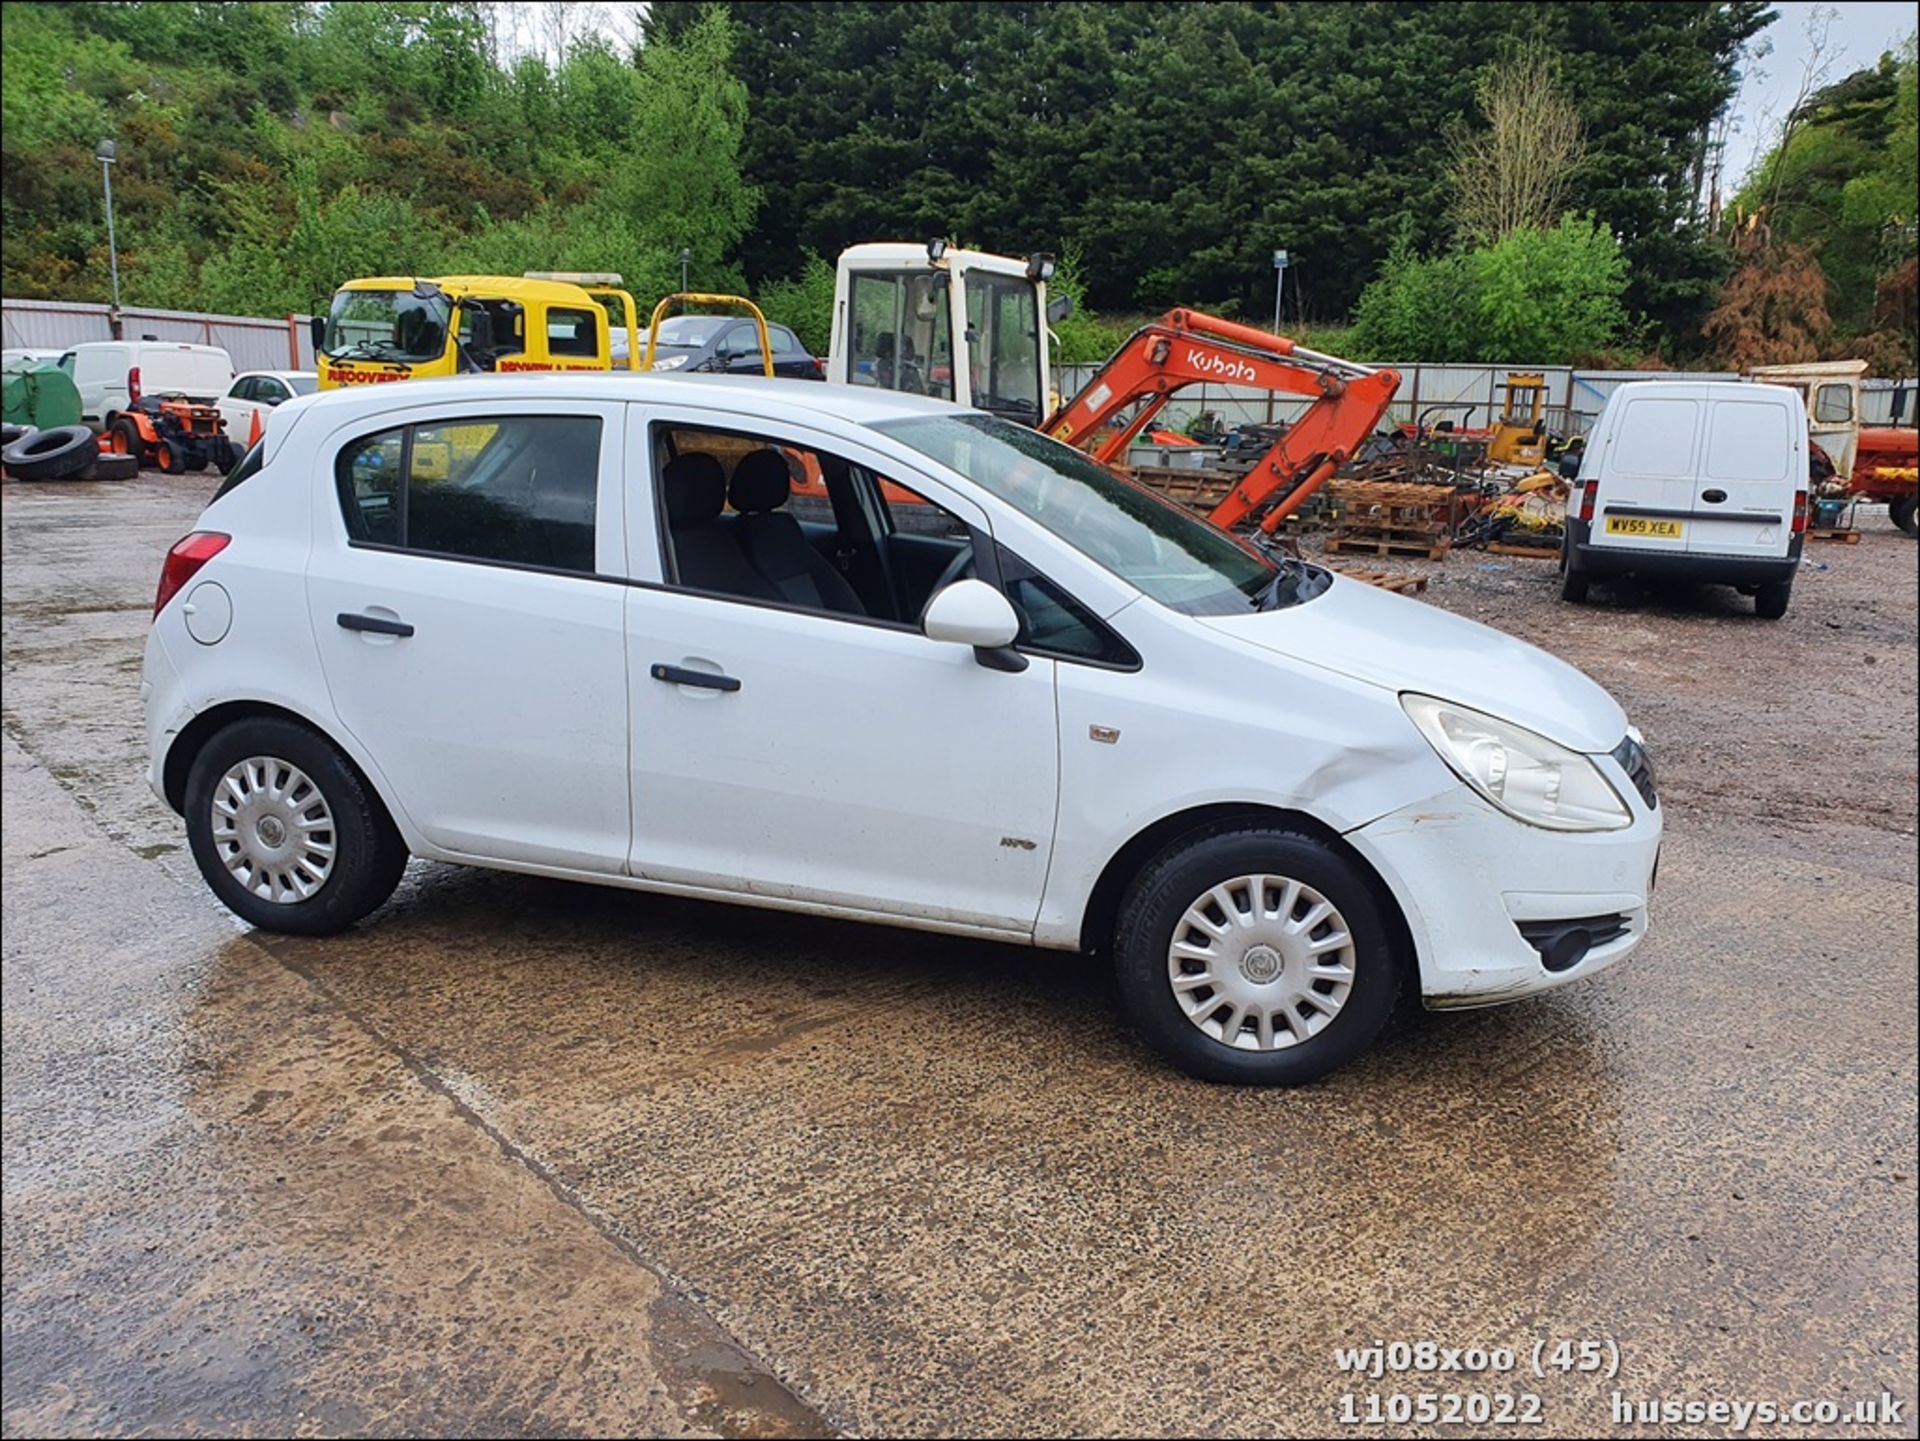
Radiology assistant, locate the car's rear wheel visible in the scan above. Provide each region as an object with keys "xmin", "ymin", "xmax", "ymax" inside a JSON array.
[
  {"xmin": 1560, "ymin": 560, "xmax": 1590, "ymax": 604},
  {"xmin": 1755, "ymin": 580, "xmax": 1792, "ymax": 620},
  {"xmin": 183, "ymin": 717, "xmax": 408, "ymax": 935},
  {"xmin": 1891, "ymin": 494, "xmax": 1918, "ymax": 536},
  {"xmin": 1112, "ymin": 822, "xmax": 1403, "ymax": 1084}
]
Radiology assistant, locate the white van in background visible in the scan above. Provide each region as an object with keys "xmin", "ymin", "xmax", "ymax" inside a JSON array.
[
  {"xmin": 1562, "ymin": 381, "xmax": 1808, "ymax": 620},
  {"xmin": 59, "ymin": 341, "xmax": 234, "ymax": 425}
]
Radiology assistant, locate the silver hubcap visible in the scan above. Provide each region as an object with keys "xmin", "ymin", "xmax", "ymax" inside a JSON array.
[
  {"xmin": 1167, "ymin": 874, "xmax": 1356, "ymax": 1051},
  {"xmin": 210, "ymin": 756, "xmax": 336, "ymax": 904}
]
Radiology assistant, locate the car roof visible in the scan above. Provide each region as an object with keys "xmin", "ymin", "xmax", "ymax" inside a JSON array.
[
  {"xmin": 279, "ymin": 372, "xmax": 970, "ymax": 427},
  {"xmin": 238, "ymin": 369, "xmax": 317, "ymax": 380}
]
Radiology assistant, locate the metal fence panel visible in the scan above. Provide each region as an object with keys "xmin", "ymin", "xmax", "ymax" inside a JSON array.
[{"xmin": 2, "ymin": 298, "xmax": 314, "ymax": 372}]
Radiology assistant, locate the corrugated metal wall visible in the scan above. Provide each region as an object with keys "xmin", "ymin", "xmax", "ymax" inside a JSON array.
[
  {"xmin": 1, "ymin": 299, "xmax": 315, "ymax": 372},
  {"xmin": 1056, "ymin": 360, "xmax": 1918, "ymax": 432}
]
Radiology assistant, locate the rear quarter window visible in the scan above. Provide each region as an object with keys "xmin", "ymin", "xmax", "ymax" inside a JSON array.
[{"xmin": 1705, "ymin": 400, "xmax": 1791, "ymax": 481}]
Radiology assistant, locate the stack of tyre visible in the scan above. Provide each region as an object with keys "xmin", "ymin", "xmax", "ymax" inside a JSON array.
[{"xmin": 0, "ymin": 424, "xmax": 138, "ymax": 482}]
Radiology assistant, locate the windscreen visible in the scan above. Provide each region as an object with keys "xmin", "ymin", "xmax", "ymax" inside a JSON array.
[
  {"xmin": 872, "ymin": 412, "xmax": 1321, "ymax": 614},
  {"xmin": 322, "ymin": 288, "xmax": 453, "ymax": 365}
]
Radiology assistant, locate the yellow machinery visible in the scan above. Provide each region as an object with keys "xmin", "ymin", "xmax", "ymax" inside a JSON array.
[{"xmin": 1487, "ymin": 372, "xmax": 1548, "ymax": 466}]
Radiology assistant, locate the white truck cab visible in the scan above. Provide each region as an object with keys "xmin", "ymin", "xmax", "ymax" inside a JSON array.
[
  {"xmin": 829, "ymin": 242, "xmax": 1057, "ymax": 427},
  {"xmin": 1562, "ymin": 380, "xmax": 1808, "ymax": 619}
]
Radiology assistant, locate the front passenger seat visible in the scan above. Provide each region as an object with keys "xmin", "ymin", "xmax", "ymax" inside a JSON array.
[
  {"xmin": 662, "ymin": 453, "xmax": 777, "ymax": 602},
  {"xmin": 728, "ymin": 449, "xmax": 867, "ymax": 616}
]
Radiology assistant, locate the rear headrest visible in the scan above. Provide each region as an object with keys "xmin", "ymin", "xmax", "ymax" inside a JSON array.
[
  {"xmin": 662, "ymin": 452, "xmax": 726, "ymax": 528},
  {"xmin": 729, "ymin": 448, "xmax": 793, "ymax": 513}
]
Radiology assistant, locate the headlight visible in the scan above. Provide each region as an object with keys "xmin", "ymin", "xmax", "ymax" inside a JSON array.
[
  {"xmin": 650, "ymin": 354, "xmax": 689, "ymax": 371},
  {"xmin": 1401, "ymin": 694, "xmax": 1632, "ymax": 832}
]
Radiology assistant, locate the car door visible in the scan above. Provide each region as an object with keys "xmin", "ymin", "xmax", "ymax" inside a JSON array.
[
  {"xmin": 1589, "ymin": 390, "xmax": 1699, "ymax": 559},
  {"xmin": 1686, "ymin": 393, "xmax": 1800, "ymax": 558},
  {"xmin": 305, "ymin": 395, "xmax": 632, "ymax": 873},
  {"xmin": 621, "ymin": 406, "xmax": 1060, "ymax": 936},
  {"xmin": 218, "ymin": 377, "xmax": 254, "ymax": 438}
]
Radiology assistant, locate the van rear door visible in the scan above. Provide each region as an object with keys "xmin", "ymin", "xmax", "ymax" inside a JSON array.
[
  {"xmin": 1590, "ymin": 391, "xmax": 1698, "ymax": 557},
  {"xmin": 1686, "ymin": 393, "xmax": 1799, "ymax": 559}
]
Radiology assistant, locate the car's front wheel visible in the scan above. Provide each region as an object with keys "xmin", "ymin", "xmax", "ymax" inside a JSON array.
[
  {"xmin": 1112, "ymin": 822, "xmax": 1403, "ymax": 1084},
  {"xmin": 183, "ymin": 717, "xmax": 408, "ymax": 935}
]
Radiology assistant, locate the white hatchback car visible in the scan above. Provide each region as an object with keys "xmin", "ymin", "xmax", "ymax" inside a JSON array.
[{"xmin": 143, "ymin": 375, "xmax": 1662, "ymax": 1084}]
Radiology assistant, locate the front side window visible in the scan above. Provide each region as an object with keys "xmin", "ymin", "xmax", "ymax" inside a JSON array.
[
  {"xmin": 848, "ymin": 272, "xmax": 953, "ymax": 401},
  {"xmin": 874, "ymin": 413, "xmax": 1303, "ymax": 615},
  {"xmin": 997, "ymin": 545, "xmax": 1136, "ymax": 666},
  {"xmin": 337, "ymin": 415, "xmax": 603, "ymax": 574},
  {"xmin": 322, "ymin": 288, "xmax": 453, "ymax": 365}
]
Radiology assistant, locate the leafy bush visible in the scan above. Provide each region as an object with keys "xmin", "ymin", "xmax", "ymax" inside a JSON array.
[
  {"xmin": 1350, "ymin": 216, "xmax": 1626, "ymax": 362},
  {"xmin": 756, "ymin": 252, "xmax": 836, "ymax": 356}
]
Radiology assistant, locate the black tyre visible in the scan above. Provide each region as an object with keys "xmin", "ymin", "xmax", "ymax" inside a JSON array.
[
  {"xmin": 183, "ymin": 717, "xmax": 409, "ymax": 935},
  {"xmin": 106, "ymin": 416, "xmax": 145, "ymax": 465},
  {"xmin": 210, "ymin": 437, "xmax": 238, "ymax": 476},
  {"xmin": 1892, "ymin": 494, "xmax": 1918, "ymax": 536},
  {"xmin": 1560, "ymin": 555, "xmax": 1590, "ymax": 603},
  {"xmin": 0, "ymin": 423, "xmax": 27, "ymax": 447},
  {"xmin": 1112, "ymin": 821, "xmax": 1405, "ymax": 1085},
  {"xmin": 1754, "ymin": 580, "xmax": 1792, "ymax": 620},
  {"xmin": 156, "ymin": 437, "xmax": 187, "ymax": 474},
  {"xmin": 89, "ymin": 452, "xmax": 140, "ymax": 481},
  {"xmin": 2, "ymin": 423, "xmax": 97, "ymax": 480}
]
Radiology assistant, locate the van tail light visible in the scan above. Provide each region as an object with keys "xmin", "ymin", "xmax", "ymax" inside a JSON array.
[
  {"xmin": 154, "ymin": 532, "xmax": 229, "ymax": 618},
  {"xmin": 128, "ymin": 365, "xmax": 141, "ymax": 402},
  {"xmin": 1578, "ymin": 480, "xmax": 1598, "ymax": 525},
  {"xmin": 1791, "ymin": 489, "xmax": 1809, "ymax": 535}
]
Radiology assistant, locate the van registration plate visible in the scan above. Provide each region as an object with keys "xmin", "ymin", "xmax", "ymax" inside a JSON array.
[{"xmin": 1605, "ymin": 516, "xmax": 1684, "ymax": 539}]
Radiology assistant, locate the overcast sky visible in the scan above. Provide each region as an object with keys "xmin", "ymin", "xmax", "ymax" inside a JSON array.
[{"xmin": 1723, "ymin": 1, "xmax": 1917, "ymax": 186}]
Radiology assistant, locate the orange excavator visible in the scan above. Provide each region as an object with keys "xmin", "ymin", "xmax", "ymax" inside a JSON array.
[{"xmin": 1043, "ymin": 309, "xmax": 1401, "ymax": 533}]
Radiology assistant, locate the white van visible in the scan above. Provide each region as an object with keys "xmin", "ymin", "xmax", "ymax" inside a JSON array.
[
  {"xmin": 60, "ymin": 341, "xmax": 234, "ymax": 425},
  {"xmin": 1562, "ymin": 380, "xmax": 1807, "ymax": 619}
]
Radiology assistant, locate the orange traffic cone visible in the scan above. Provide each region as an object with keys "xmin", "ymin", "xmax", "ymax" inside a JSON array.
[{"xmin": 247, "ymin": 408, "xmax": 264, "ymax": 447}]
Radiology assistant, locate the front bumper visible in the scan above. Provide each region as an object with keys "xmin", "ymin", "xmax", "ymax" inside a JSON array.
[{"xmin": 1344, "ymin": 756, "xmax": 1662, "ymax": 1008}]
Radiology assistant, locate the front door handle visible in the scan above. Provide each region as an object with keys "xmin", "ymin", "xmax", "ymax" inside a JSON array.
[
  {"xmin": 337, "ymin": 611, "xmax": 414, "ymax": 637},
  {"xmin": 651, "ymin": 663, "xmax": 741, "ymax": 692}
]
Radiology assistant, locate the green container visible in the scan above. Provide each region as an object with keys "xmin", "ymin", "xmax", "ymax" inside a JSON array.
[{"xmin": 2, "ymin": 360, "xmax": 83, "ymax": 430}]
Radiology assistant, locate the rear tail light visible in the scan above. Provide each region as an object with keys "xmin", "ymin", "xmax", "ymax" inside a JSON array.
[
  {"xmin": 1578, "ymin": 480, "xmax": 1598, "ymax": 524},
  {"xmin": 1791, "ymin": 489, "xmax": 1808, "ymax": 534},
  {"xmin": 154, "ymin": 532, "xmax": 229, "ymax": 618},
  {"xmin": 813, "ymin": 357, "xmax": 826, "ymax": 377},
  {"xmin": 128, "ymin": 365, "xmax": 141, "ymax": 402}
]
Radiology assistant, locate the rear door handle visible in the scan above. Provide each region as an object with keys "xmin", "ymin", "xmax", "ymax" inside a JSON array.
[
  {"xmin": 337, "ymin": 611, "xmax": 414, "ymax": 637},
  {"xmin": 650, "ymin": 663, "xmax": 741, "ymax": 692},
  {"xmin": 1701, "ymin": 488, "xmax": 1728, "ymax": 504}
]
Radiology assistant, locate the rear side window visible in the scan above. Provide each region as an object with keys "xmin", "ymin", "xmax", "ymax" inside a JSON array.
[
  {"xmin": 1813, "ymin": 383, "xmax": 1853, "ymax": 423},
  {"xmin": 1705, "ymin": 400, "xmax": 1791, "ymax": 482},
  {"xmin": 336, "ymin": 415, "xmax": 603, "ymax": 574},
  {"xmin": 546, "ymin": 307, "xmax": 600, "ymax": 358},
  {"xmin": 1611, "ymin": 398, "xmax": 1698, "ymax": 478}
]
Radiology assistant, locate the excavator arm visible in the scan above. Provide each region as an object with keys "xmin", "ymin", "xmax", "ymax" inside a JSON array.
[{"xmin": 1044, "ymin": 309, "xmax": 1400, "ymax": 533}]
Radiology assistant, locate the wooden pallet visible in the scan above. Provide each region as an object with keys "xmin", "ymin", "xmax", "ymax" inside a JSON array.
[
  {"xmin": 1807, "ymin": 527, "xmax": 1861, "ymax": 544},
  {"xmin": 1485, "ymin": 540, "xmax": 1562, "ymax": 560},
  {"xmin": 1323, "ymin": 533, "xmax": 1452, "ymax": 560},
  {"xmin": 1325, "ymin": 566, "xmax": 1429, "ymax": 595}
]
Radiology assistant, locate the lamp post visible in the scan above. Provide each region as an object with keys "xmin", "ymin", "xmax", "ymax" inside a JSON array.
[
  {"xmin": 1270, "ymin": 248, "xmax": 1289, "ymax": 335},
  {"xmin": 97, "ymin": 139, "xmax": 123, "ymax": 338},
  {"xmin": 679, "ymin": 247, "xmax": 691, "ymax": 292}
]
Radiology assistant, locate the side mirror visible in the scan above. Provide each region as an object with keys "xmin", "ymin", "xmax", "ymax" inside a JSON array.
[
  {"xmin": 1047, "ymin": 293, "xmax": 1074, "ymax": 324},
  {"xmin": 309, "ymin": 316, "xmax": 325, "ymax": 354},
  {"xmin": 922, "ymin": 579, "xmax": 1027, "ymax": 672}
]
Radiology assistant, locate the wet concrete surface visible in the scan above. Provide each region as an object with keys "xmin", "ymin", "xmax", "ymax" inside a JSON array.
[{"xmin": 4, "ymin": 471, "xmax": 1916, "ymax": 1437}]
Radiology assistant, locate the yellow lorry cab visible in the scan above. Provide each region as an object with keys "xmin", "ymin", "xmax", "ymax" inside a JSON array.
[{"xmin": 316, "ymin": 273, "xmax": 640, "ymax": 389}]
